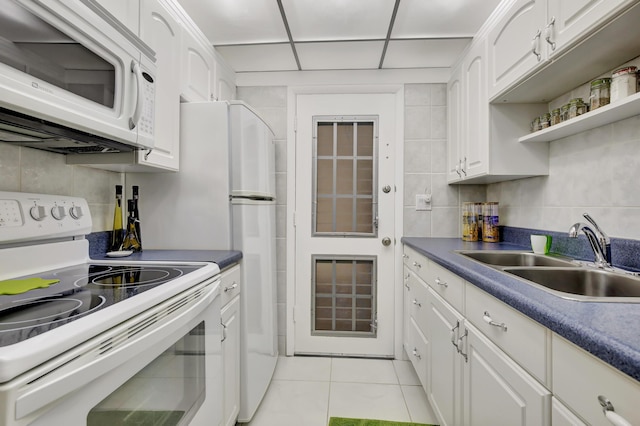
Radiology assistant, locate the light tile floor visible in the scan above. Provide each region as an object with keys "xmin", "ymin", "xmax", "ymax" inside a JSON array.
[{"xmin": 243, "ymin": 357, "xmax": 438, "ymax": 426}]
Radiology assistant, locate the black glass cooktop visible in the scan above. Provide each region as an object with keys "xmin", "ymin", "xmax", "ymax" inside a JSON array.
[{"xmin": 0, "ymin": 263, "xmax": 204, "ymax": 347}]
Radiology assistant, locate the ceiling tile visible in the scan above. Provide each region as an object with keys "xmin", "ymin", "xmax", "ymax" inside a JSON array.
[
  {"xmin": 215, "ymin": 44, "xmax": 299, "ymax": 72},
  {"xmin": 382, "ymin": 39, "xmax": 471, "ymax": 69},
  {"xmin": 281, "ymin": 0, "xmax": 396, "ymax": 41},
  {"xmin": 392, "ymin": 0, "xmax": 503, "ymax": 38},
  {"xmin": 177, "ymin": 0, "xmax": 288, "ymax": 45},
  {"xmin": 296, "ymin": 41, "xmax": 385, "ymax": 70}
]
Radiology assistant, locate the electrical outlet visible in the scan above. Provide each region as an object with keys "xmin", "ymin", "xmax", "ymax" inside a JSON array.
[{"xmin": 416, "ymin": 194, "xmax": 432, "ymax": 211}]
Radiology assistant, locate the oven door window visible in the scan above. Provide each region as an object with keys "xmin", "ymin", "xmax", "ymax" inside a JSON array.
[
  {"xmin": 0, "ymin": 1, "xmax": 116, "ymax": 108},
  {"xmin": 87, "ymin": 321, "xmax": 206, "ymax": 426}
]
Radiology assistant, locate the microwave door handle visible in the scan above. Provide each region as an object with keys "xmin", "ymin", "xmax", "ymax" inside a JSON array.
[{"xmin": 129, "ymin": 60, "xmax": 144, "ymax": 130}]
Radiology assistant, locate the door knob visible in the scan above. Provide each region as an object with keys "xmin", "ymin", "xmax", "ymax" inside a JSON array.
[
  {"xmin": 382, "ymin": 237, "xmax": 392, "ymax": 246},
  {"xmin": 382, "ymin": 185, "xmax": 391, "ymax": 193}
]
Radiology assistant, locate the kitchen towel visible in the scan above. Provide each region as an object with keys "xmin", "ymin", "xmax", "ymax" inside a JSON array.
[
  {"xmin": 328, "ymin": 417, "xmax": 437, "ymax": 426},
  {"xmin": 0, "ymin": 278, "xmax": 60, "ymax": 295}
]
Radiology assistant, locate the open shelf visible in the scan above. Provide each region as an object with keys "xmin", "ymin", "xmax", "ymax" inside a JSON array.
[{"xmin": 519, "ymin": 91, "xmax": 640, "ymax": 143}]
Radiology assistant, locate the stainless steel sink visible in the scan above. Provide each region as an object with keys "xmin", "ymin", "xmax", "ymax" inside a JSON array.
[
  {"xmin": 504, "ymin": 267, "xmax": 640, "ymax": 302},
  {"xmin": 458, "ymin": 250, "xmax": 578, "ymax": 268}
]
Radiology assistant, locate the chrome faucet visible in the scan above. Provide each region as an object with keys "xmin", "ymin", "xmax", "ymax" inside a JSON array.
[{"xmin": 568, "ymin": 213, "xmax": 612, "ymax": 268}]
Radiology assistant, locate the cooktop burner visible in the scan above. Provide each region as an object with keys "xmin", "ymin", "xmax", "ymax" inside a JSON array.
[{"xmin": 0, "ymin": 263, "xmax": 203, "ymax": 347}]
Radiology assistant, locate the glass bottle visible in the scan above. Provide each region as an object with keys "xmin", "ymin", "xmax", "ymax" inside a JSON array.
[
  {"xmin": 132, "ymin": 185, "xmax": 141, "ymax": 247},
  {"xmin": 122, "ymin": 199, "xmax": 142, "ymax": 252},
  {"xmin": 482, "ymin": 202, "xmax": 499, "ymax": 243},
  {"xmin": 589, "ymin": 78, "xmax": 611, "ymax": 110},
  {"xmin": 110, "ymin": 185, "xmax": 125, "ymax": 252}
]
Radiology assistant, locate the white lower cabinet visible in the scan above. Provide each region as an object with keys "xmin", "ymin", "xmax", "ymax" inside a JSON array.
[
  {"xmin": 402, "ymin": 244, "xmax": 640, "ymax": 426},
  {"xmin": 463, "ymin": 322, "xmax": 550, "ymax": 425},
  {"xmin": 553, "ymin": 334, "xmax": 640, "ymax": 426},
  {"xmin": 220, "ymin": 266, "xmax": 241, "ymax": 426},
  {"xmin": 426, "ymin": 288, "xmax": 464, "ymax": 426}
]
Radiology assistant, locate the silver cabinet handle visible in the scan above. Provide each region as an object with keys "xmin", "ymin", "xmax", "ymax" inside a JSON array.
[
  {"xmin": 412, "ymin": 348, "xmax": 421, "ymax": 360},
  {"xmin": 221, "ymin": 320, "xmax": 228, "ymax": 342},
  {"xmin": 598, "ymin": 395, "xmax": 632, "ymax": 426},
  {"xmin": 402, "ymin": 253, "xmax": 409, "ymax": 259},
  {"xmin": 412, "ymin": 299, "xmax": 422, "ymax": 308},
  {"xmin": 451, "ymin": 321, "xmax": 460, "ymax": 350},
  {"xmin": 531, "ymin": 29, "xmax": 542, "ymax": 61},
  {"xmin": 412, "ymin": 261, "xmax": 422, "ymax": 269},
  {"xmin": 224, "ymin": 282, "xmax": 238, "ymax": 293},
  {"xmin": 435, "ymin": 277, "xmax": 448, "ymax": 288},
  {"xmin": 458, "ymin": 328, "xmax": 469, "ymax": 362},
  {"xmin": 483, "ymin": 311, "xmax": 508, "ymax": 331},
  {"xmin": 545, "ymin": 16, "xmax": 556, "ymax": 50},
  {"xmin": 461, "ymin": 157, "xmax": 467, "ymax": 176}
]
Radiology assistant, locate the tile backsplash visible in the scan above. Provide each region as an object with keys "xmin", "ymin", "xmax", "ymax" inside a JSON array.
[{"xmin": 0, "ymin": 142, "xmax": 122, "ymax": 232}]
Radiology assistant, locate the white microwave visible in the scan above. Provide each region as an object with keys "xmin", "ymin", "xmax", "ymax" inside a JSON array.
[{"xmin": 0, "ymin": 0, "xmax": 156, "ymax": 154}]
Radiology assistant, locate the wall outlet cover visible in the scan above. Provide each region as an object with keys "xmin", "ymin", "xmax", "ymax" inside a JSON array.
[{"xmin": 416, "ymin": 194, "xmax": 432, "ymax": 211}]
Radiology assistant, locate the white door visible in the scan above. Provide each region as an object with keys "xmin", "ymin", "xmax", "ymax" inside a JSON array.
[{"xmin": 294, "ymin": 93, "xmax": 396, "ymax": 357}]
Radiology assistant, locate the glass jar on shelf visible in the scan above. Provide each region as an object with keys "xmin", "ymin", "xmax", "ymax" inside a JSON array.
[
  {"xmin": 560, "ymin": 104, "xmax": 570, "ymax": 122},
  {"xmin": 589, "ymin": 78, "xmax": 611, "ymax": 110},
  {"xmin": 531, "ymin": 116, "xmax": 540, "ymax": 132},
  {"xmin": 550, "ymin": 108, "xmax": 561, "ymax": 126},
  {"xmin": 540, "ymin": 112, "xmax": 551, "ymax": 129},
  {"xmin": 611, "ymin": 66, "xmax": 637, "ymax": 103},
  {"xmin": 568, "ymin": 98, "xmax": 587, "ymax": 119}
]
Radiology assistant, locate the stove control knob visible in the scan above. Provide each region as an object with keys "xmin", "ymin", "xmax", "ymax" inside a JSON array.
[
  {"xmin": 51, "ymin": 205, "xmax": 66, "ymax": 220},
  {"xmin": 69, "ymin": 205, "xmax": 83, "ymax": 219},
  {"xmin": 30, "ymin": 205, "xmax": 47, "ymax": 221}
]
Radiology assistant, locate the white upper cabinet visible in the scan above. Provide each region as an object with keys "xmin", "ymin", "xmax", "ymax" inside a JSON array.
[
  {"xmin": 461, "ymin": 38, "xmax": 489, "ymax": 180},
  {"xmin": 94, "ymin": 0, "xmax": 140, "ymax": 34},
  {"xmin": 489, "ymin": 0, "xmax": 640, "ymax": 102},
  {"xmin": 138, "ymin": 0, "xmax": 182, "ymax": 171},
  {"xmin": 487, "ymin": 0, "xmax": 548, "ymax": 100},
  {"xmin": 181, "ymin": 29, "xmax": 215, "ymax": 102},
  {"xmin": 547, "ymin": 0, "xmax": 635, "ymax": 58},
  {"xmin": 447, "ymin": 63, "xmax": 463, "ymax": 183}
]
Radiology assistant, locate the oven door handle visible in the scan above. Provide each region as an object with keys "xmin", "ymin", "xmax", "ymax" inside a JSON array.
[{"xmin": 15, "ymin": 278, "xmax": 220, "ymax": 420}]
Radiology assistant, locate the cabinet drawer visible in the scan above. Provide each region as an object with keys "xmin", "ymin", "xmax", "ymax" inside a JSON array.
[
  {"xmin": 219, "ymin": 264, "xmax": 241, "ymax": 307},
  {"xmin": 552, "ymin": 397, "xmax": 587, "ymax": 426},
  {"xmin": 406, "ymin": 317, "xmax": 428, "ymax": 390},
  {"xmin": 403, "ymin": 245, "xmax": 429, "ymax": 282},
  {"xmin": 553, "ymin": 334, "xmax": 640, "ymax": 426},
  {"xmin": 425, "ymin": 261, "xmax": 464, "ymax": 313},
  {"xmin": 465, "ymin": 283, "xmax": 547, "ymax": 385},
  {"xmin": 406, "ymin": 270, "xmax": 429, "ymax": 335}
]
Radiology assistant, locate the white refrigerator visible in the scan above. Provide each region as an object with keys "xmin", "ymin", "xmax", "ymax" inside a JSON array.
[{"xmin": 128, "ymin": 101, "xmax": 278, "ymax": 423}]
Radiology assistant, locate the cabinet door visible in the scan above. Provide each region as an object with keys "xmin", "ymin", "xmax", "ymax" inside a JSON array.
[
  {"xmin": 548, "ymin": 0, "xmax": 635, "ymax": 57},
  {"xmin": 462, "ymin": 38, "xmax": 488, "ymax": 179},
  {"xmin": 181, "ymin": 30, "xmax": 215, "ymax": 102},
  {"xmin": 139, "ymin": 0, "xmax": 181, "ymax": 171},
  {"xmin": 95, "ymin": 0, "xmax": 140, "ymax": 34},
  {"xmin": 447, "ymin": 62, "xmax": 463, "ymax": 183},
  {"xmin": 552, "ymin": 397, "xmax": 587, "ymax": 426},
  {"xmin": 488, "ymin": 0, "xmax": 547, "ymax": 99},
  {"xmin": 426, "ymin": 289, "xmax": 464, "ymax": 426},
  {"xmin": 221, "ymin": 295, "xmax": 241, "ymax": 426},
  {"xmin": 215, "ymin": 57, "xmax": 237, "ymax": 101},
  {"xmin": 463, "ymin": 323, "xmax": 551, "ymax": 426}
]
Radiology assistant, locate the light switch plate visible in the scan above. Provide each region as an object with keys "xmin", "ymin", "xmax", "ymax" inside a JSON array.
[{"xmin": 416, "ymin": 194, "xmax": 431, "ymax": 211}]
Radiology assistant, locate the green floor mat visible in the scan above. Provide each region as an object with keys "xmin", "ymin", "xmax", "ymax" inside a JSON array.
[{"xmin": 328, "ymin": 417, "xmax": 438, "ymax": 426}]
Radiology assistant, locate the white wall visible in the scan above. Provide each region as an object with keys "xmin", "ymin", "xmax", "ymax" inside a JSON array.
[{"xmin": 0, "ymin": 142, "xmax": 122, "ymax": 232}]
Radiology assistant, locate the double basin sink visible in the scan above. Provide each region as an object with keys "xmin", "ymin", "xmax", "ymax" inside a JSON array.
[{"xmin": 457, "ymin": 250, "xmax": 640, "ymax": 302}]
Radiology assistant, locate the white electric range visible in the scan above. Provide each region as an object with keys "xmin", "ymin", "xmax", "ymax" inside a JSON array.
[{"xmin": 0, "ymin": 191, "xmax": 222, "ymax": 426}]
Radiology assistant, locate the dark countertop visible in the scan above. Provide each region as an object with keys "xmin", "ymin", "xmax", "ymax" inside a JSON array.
[
  {"xmin": 402, "ymin": 237, "xmax": 640, "ymax": 383},
  {"xmin": 92, "ymin": 250, "xmax": 242, "ymax": 271}
]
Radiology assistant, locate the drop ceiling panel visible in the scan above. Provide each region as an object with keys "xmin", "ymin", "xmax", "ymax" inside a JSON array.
[
  {"xmin": 282, "ymin": 0, "xmax": 396, "ymax": 41},
  {"xmin": 296, "ymin": 41, "xmax": 385, "ymax": 70},
  {"xmin": 177, "ymin": 0, "xmax": 288, "ymax": 45},
  {"xmin": 392, "ymin": 0, "xmax": 503, "ymax": 38},
  {"xmin": 383, "ymin": 39, "xmax": 471, "ymax": 69},
  {"xmin": 215, "ymin": 44, "xmax": 298, "ymax": 72}
]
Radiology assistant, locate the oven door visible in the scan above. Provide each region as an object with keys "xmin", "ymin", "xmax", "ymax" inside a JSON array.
[{"xmin": 0, "ymin": 277, "xmax": 221, "ymax": 426}]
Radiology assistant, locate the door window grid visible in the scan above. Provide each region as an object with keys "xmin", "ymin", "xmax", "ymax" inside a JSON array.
[
  {"xmin": 312, "ymin": 118, "xmax": 378, "ymax": 237},
  {"xmin": 312, "ymin": 257, "xmax": 377, "ymax": 337}
]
